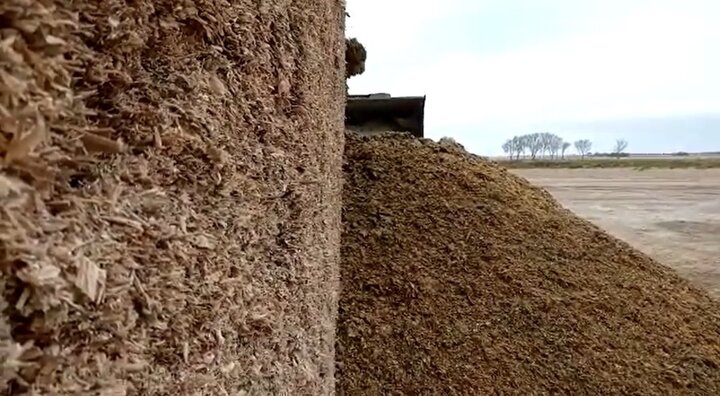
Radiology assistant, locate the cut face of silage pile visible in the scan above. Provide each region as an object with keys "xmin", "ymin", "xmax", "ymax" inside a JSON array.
[
  {"xmin": 1, "ymin": 0, "xmax": 344, "ymax": 394},
  {"xmin": 338, "ymin": 133, "xmax": 720, "ymax": 395}
]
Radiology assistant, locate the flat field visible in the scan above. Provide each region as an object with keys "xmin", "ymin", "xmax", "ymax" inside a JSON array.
[
  {"xmin": 515, "ymin": 168, "xmax": 720, "ymax": 298},
  {"xmin": 499, "ymin": 156, "xmax": 720, "ymax": 169}
]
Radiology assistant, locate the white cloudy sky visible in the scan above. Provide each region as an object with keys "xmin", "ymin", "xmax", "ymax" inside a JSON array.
[{"xmin": 346, "ymin": 0, "xmax": 720, "ymax": 155}]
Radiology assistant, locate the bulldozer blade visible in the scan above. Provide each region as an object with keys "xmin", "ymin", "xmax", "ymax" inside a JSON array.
[{"xmin": 345, "ymin": 95, "xmax": 426, "ymax": 138}]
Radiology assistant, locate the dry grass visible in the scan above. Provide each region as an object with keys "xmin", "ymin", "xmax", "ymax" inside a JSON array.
[{"xmin": 1, "ymin": 0, "xmax": 345, "ymax": 394}]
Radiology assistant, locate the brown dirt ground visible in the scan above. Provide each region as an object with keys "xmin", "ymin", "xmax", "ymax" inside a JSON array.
[
  {"xmin": 514, "ymin": 169, "xmax": 720, "ymax": 299},
  {"xmin": 1, "ymin": 1, "xmax": 344, "ymax": 394},
  {"xmin": 337, "ymin": 133, "xmax": 720, "ymax": 395}
]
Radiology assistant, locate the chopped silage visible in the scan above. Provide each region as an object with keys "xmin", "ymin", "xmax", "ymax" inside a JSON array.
[
  {"xmin": 1, "ymin": 1, "xmax": 345, "ymax": 394},
  {"xmin": 338, "ymin": 132, "xmax": 720, "ymax": 395}
]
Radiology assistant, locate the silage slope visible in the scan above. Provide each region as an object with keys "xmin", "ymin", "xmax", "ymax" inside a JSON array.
[
  {"xmin": 338, "ymin": 133, "xmax": 720, "ymax": 395},
  {"xmin": 1, "ymin": 1, "xmax": 344, "ymax": 394}
]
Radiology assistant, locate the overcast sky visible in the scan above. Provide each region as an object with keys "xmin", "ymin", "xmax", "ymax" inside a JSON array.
[{"xmin": 346, "ymin": 0, "xmax": 720, "ymax": 155}]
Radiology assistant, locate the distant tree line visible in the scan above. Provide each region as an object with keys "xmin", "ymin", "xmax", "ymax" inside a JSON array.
[{"xmin": 502, "ymin": 134, "xmax": 628, "ymax": 160}]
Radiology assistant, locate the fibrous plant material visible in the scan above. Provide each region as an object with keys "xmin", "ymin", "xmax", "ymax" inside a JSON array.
[
  {"xmin": 345, "ymin": 38, "xmax": 366, "ymax": 78},
  {"xmin": 1, "ymin": 0, "xmax": 345, "ymax": 394},
  {"xmin": 338, "ymin": 132, "xmax": 720, "ymax": 395}
]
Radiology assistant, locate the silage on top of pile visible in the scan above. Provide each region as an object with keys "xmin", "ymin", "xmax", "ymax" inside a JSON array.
[
  {"xmin": 338, "ymin": 132, "xmax": 720, "ymax": 395},
  {"xmin": 2, "ymin": 0, "xmax": 345, "ymax": 394},
  {"xmin": 345, "ymin": 38, "xmax": 366, "ymax": 78}
]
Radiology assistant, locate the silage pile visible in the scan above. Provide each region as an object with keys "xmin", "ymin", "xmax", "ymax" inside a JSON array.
[
  {"xmin": 345, "ymin": 38, "xmax": 366, "ymax": 79},
  {"xmin": 1, "ymin": 0, "xmax": 345, "ymax": 394},
  {"xmin": 338, "ymin": 133, "xmax": 720, "ymax": 395}
]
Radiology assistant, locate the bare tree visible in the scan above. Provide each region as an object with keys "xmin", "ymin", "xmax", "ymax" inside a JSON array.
[
  {"xmin": 502, "ymin": 139, "xmax": 514, "ymax": 160},
  {"xmin": 574, "ymin": 139, "xmax": 592, "ymax": 160},
  {"xmin": 561, "ymin": 142, "xmax": 571, "ymax": 159},
  {"xmin": 549, "ymin": 134, "xmax": 563, "ymax": 159},
  {"xmin": 506, "ymin": 133, "xmax": 577, "ymax": 161},
  {"xmin": 613, "ymin": 139, "xmax": 628, "ymax": 158},
  {"xmin": 512, "ymin": 136, "xmax": 525, "ymax": 160},
  {"xmin": 526, "ymin": 133, "xmax": 543, "ymax": 160},
  {"xmin": 539, "ymin": 133, "xmax": 551, "ymax": 158},
  {"xmin": 534, "ymin": 132, "xmax": 563, "ymax": 159}
]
